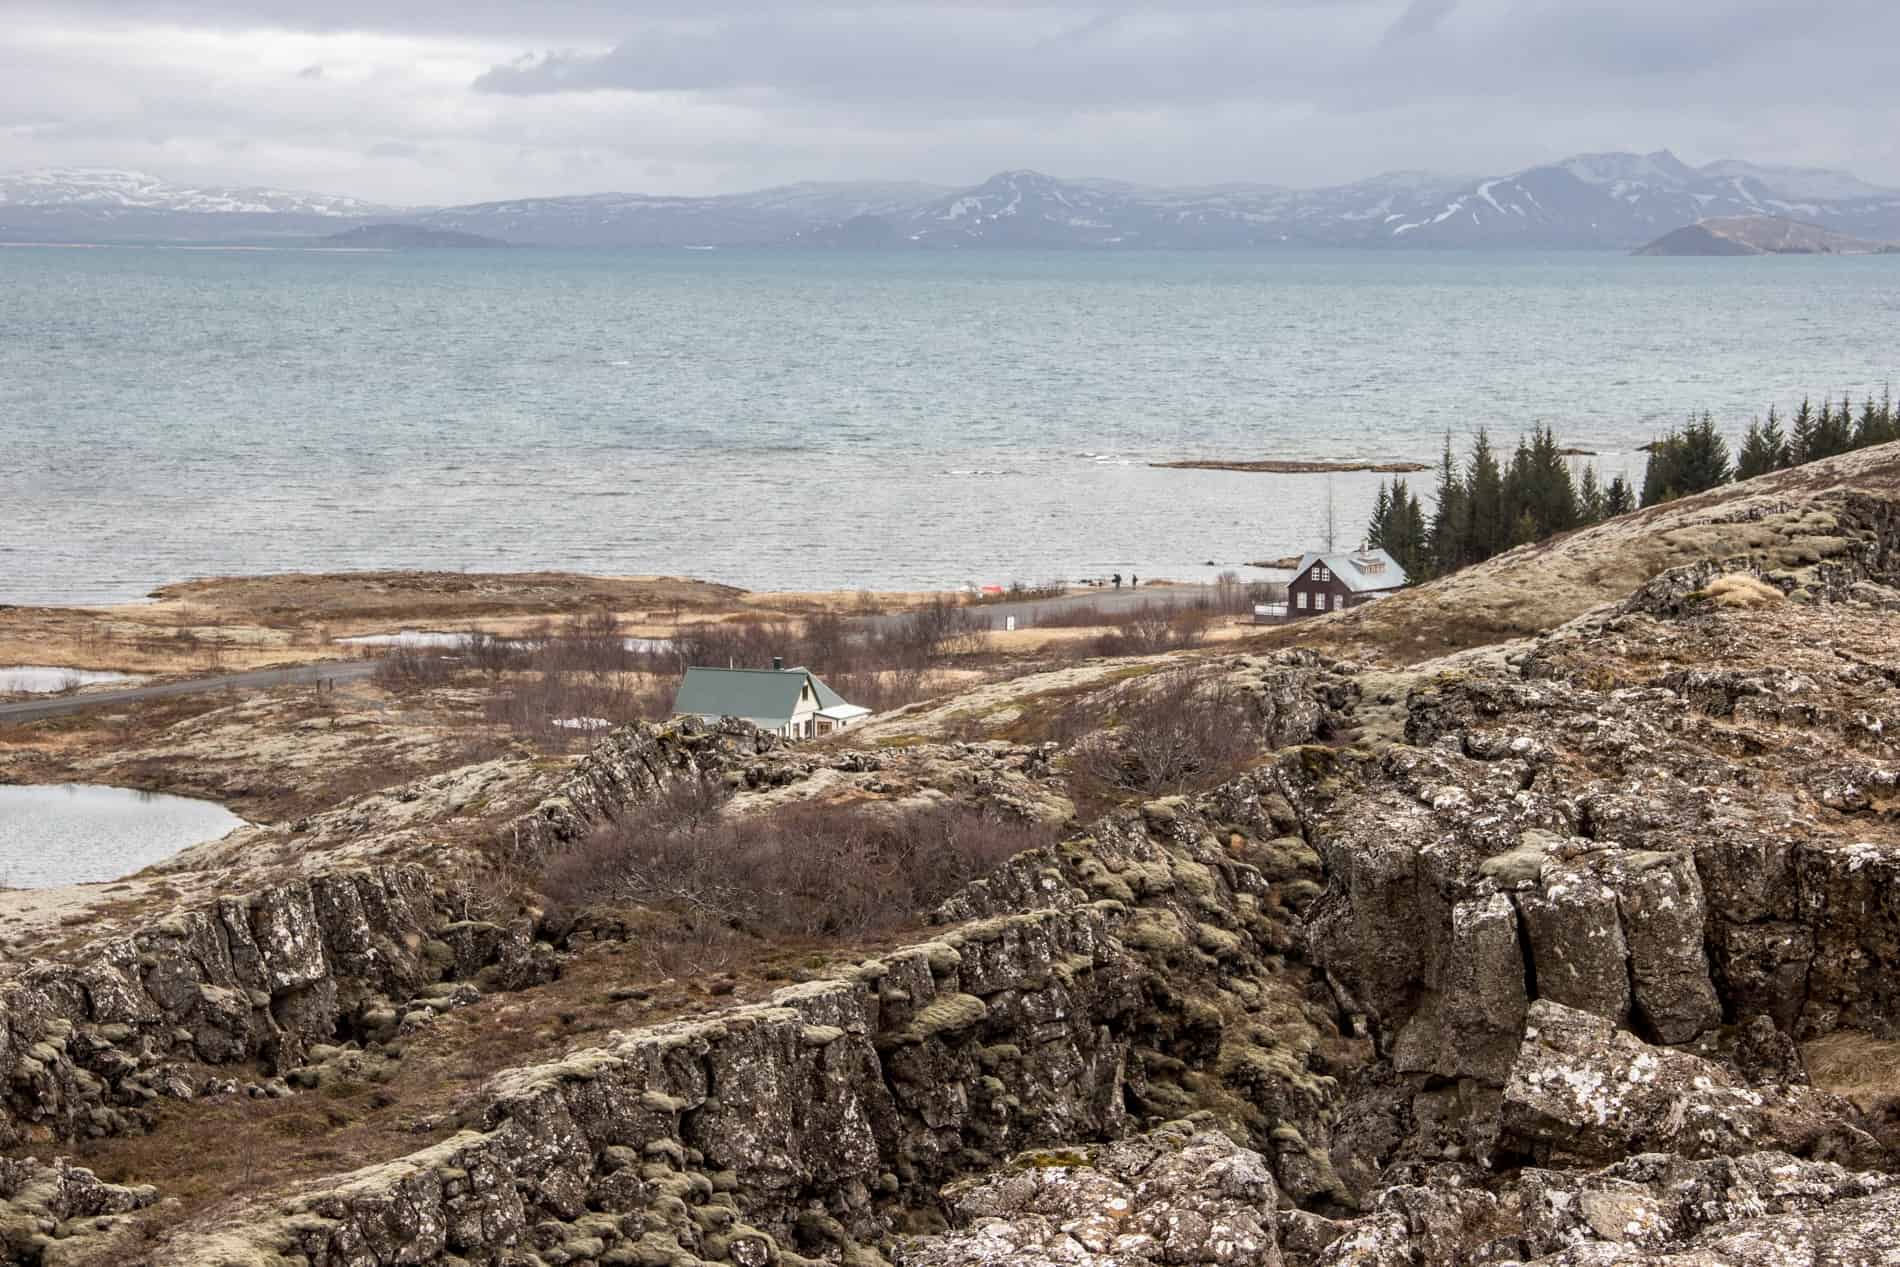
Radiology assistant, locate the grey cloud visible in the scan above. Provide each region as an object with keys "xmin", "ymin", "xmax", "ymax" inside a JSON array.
[
  {"xmin": 4, "ymin": 0, "xmax": 1900, "ymax": 202},
  {"xmin": 468, "ymin": 0, "xmax": 1900, "ymax": 120},
  {"xmin": 1383, "ymin": 0, "xmax": 1456, "ymax": 41},
  {"xmin": 471, "ymin": 7, "xmax": 1387, "ymax": 107}
]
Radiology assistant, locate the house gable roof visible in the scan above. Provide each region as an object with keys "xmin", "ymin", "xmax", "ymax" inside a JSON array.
[
  {"xmin": 671, "ymin": 666, "xmax": 854, "ymax": 728},
  {"xmin": 1292, "ymin": 548, "xmax": 1409, "ymax": 594}
]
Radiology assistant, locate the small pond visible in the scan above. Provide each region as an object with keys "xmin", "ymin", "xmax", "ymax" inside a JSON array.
[
  {"xmin": 0, "ymin": 666, "xmax": 146, "ymax": 694},
  {"xmin": 0, "ymin": 784, "xmax": 246, "ymax": 888},
  {"xmin": 335, "ymin": 630, "xmax": 474, "ymax": 649},
  {"xmin": 336, "ymin": 631, "xmax": 673, "ymax": 653}
]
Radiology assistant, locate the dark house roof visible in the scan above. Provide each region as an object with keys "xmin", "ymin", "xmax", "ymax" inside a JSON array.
[{"xmin": 1291, "ymin": 549, "xmax": 1409, "ymax": 594}]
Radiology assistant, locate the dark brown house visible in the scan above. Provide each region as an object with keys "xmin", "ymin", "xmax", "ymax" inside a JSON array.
[{"xmin": 1286, "ymin": 549, "xmax": 1408, "ymax": 618}]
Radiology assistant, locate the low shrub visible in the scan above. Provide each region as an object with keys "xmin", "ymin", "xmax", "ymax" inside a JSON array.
[
  {"xmin": 1065, "ymin": 669, "xmax": 1263, "ymax": 796},
  {"xmin": 541, "ymin": 791, "xmax": 1052, "ymax": 938}
]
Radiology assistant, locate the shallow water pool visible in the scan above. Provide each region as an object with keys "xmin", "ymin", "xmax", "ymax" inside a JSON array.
[
  {"xmin": 335, "ymin": 631, "xmax": 672, "ymax": 653},
  {"xmin": 0, "ymin": 784, "xmax": 246, "ymax": 888},
  {"xmin": 0, "ymin": 666, "xmax": 146, "ymax": 694}
]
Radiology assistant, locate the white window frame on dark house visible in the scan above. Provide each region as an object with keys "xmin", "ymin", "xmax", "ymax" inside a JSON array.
[
  {"xmin": 1314, "ymin": 565, "xmax": 1330, "ymax": 582},
  {"xmin": 1297, "ymin": 591, "xmax": 1308, "ymax": 609}
]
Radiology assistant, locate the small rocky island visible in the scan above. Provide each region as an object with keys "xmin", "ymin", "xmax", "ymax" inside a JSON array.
[
  {"xmin": 1152, "ymin": 457, "xmax": 1431, "ymax": 474},
  {"xmin": 1637, "ymin": 214, "xmax": 1895, "ymax": 256},
  {"xmin": 324, "ymin": 223, "xmax": 510, "ymax": 249}
]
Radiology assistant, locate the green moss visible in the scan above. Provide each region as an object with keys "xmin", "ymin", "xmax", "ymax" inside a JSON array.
[
  {"xmin": 1193, "ymin": 922, "xmax": 1245, "ymax": 958},
  {"xmin": 1120, "ymin": 908, "xmax": 1188, "ymax": 955},
  {"xmin": 1117, "ymin": 860, "xmax": 1176, "ymax": 899},
  {"xmin": 904, "ymin": 992, "xmax": 988, "ymax": 1039},
  {"xmin": 1008, "ymin": 1146, "xmax": 1096, "ymax": 1170},
  {"xmin": 978, "ymin": 1043, "xmax": 1022, "ymax": 1070}
]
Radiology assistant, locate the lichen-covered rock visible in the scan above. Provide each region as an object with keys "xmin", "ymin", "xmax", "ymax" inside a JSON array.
[
  {"xmin": 897, "ymin": 1125, "xmax": 1283, "ymax": 1267},
  {"xmin": 0, "ymin": 862, "xmax": 451, "ymax": 1149},
  {"xmin": 1516, "ymin": 1151, "xmax": 1897, "ymax": 1260},
  {"xmin": 1499, "ymin": 1002, "xmax": 1886, "ymax": 1169},
  {"xmin": 0, "ymin": 1156, "xmax": 157, "ymax": 1265}
]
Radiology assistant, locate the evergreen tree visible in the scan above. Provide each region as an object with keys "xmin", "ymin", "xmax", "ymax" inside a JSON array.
[
  {"xmin": 1854, "ymin": 395, "xmax": 1890, "ymax": 449},
  {"xmin": 1604, "ymin": 475, "xmax": 1634, "ymax": 518},
  {"xmin": 1508, "ymin": 509, "xmax": 1540, "ymax": 548},
  {"xmin": 1760, "ymin": 405, "xmax": 1789, "ymax": 470},
  {"xmin": 1463, "ymin": 428, "xmax": 1505, "ymax": 564},
  {"xmin": 1789, "ymin": 398, "xmax": 1818, "ymax": 465},
  {"xmin": 1527, "ymin": 424, "xmax": 1578, "ymax": 535},
  {"xmin": 1426, "ymin": 434, "xmax": 1465, "ymax": 577},
  {"xmin": 1641, "ymin": 431, "xmax": 1681, "ymax": 508},
  {"xmin": 1676, "ymin": 411, "xmax": 1732, "ymax": 494},
  {"xmin": 1814, "ymin": 396, "xmax": 1854, "ymax": 459},
  {"xmin": 1401, "ymin": 486, "xmax": 1428, "ymax": 578},
  {"xmin": 1576, "ymin": 463, "xmax": 1605, "ymax": 525},
  {"xmin": 1376, "ymin": 478, "xmax": 1430, "ymax": 578},
  {"xmin": 1500, "ymin": 434, "xmax": 1535, "ymax": 542},
  {"xmin": 1736, "ymin": 418, "xmax": 1776, "ymax": 481},
  {"xmin": 1366, "ymin": 482, "xmax": 1393, "ymax": 550}
]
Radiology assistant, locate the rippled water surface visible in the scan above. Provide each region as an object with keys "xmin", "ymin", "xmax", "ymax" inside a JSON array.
[
  {"xmin": 0, "ymin": 784, "xmax": 245, "ymax": 888},
  {"xmin": 4, "ymin": 247, "xmax": 1896, "ymax": 604}
]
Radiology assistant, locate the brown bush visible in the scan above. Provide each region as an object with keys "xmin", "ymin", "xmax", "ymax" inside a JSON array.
[
  {"xmin": 482, "ymin": 672, "xmax": 671, "ymax": 750},
  {"xmin": 541, "ymin": 793, "xmax": 1051, "ymax": 939},
  {"xmin": 881, "ymin": 597, "xmax": 988, "ymax": 668},
  {"xmin": 1090, "ymin": 605, "xmax": 1213, "ymax": 657},
  {"xmin": 373, "ymin": 645, "xmax": 456, "ymax": 688},
  {"xmin": 1065, "ymin": 669, "xmax": 1263, "ymax": 796}
]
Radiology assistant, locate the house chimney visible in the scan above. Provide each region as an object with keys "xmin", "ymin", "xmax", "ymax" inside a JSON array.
[{"xmin": 772, "ymin": 656, "xmax": 783, "ymax": 671}]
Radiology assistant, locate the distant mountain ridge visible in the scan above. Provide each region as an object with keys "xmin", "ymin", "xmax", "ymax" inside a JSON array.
[
  {"xmin": 5, "ymin": 152, "xmax": 1900, "ymax": 250},
  {"xmin": 0, "ymin": 167, "xmax": 401, "ymax": 216}
]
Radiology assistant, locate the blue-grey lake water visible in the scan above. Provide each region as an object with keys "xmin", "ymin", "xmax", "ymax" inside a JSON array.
[
  {"xmin": 3, "ymin": 246, "xmax": 1896, "ymax": 605},
  {"xmin": 0, "ymin": 783, "xmax": 244, "ymax": 888}
]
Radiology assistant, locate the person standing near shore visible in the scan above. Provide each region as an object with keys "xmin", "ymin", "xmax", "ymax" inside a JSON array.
[{"xmin": 1112, "ymin": 573, "xmax": 1122, "ymax": 590}]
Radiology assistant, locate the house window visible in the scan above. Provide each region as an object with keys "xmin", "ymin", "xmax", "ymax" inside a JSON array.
[
  {"xmin": 1296, "ymin": 592, "xmax": 1308, "ymax": 610},
  {"xmin": 1314, "ymin": 565, "xmax": 1330, "ymax": 582},
  {"xmin": 1331, "ymin": 594, "xmax": 1342, "ymax": 611}
]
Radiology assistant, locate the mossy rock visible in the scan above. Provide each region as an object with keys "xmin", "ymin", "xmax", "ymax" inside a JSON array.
[
  {"xmin": 1008, "ymin": 1146, "xmax": 1096, "ymax": 1170},
  {"xmin": 899, "ymin": 993, "xmax": 988, "ymax": 1041},
  {"xmin": 1120, "ymin": 908, "xmax": 1189, "ymax": 955}
]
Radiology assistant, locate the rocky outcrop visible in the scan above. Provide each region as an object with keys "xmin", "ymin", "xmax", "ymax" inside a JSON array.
[
  {"xmin": 504, "ymin": 718, "xmax": 779, "ymax": 861},
  {"xmin": 0, "ymin": 863, "xmax": 460, "ymax": 1149},
  {"xmin": 164, "ymin": 903, "xmax": 1138, "ymax": 1263},
  {"xmin": 150, "ymin": 764, "xmax": 1356, "ymax": 1264},
  {"xmin": 0, "ymin": 1156, "xmax": 157, "ymax": 1265},
  {"xmin": 15, "ymin": 499, "xmax": 1900, "ymax": 1264},
  {"xmin": 1499, "ymin": 1002, "xmax": 1886, "ymax": 1169},
  {"xmin": 0, "ymin": 721, "xmax": 758, "ymax": 1153},
  {"xmin": 897, "ymin": 1124, "xmax": 1284, "ymax": 1267}
]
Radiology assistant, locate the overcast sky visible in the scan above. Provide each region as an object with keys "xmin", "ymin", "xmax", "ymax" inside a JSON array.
[{"xmin": 6, "ymin": 1, "xmax": 1898, "ymax": 205}]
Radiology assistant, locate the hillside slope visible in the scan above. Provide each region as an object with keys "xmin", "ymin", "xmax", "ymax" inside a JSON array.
[{"xmin": 1260, "ymin": 439, "xmax": 1900, "ymax": 663}]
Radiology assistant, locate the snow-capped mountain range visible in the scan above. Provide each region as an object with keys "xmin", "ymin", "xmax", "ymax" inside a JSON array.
[
  {"xmin": 0, "ymin": 168, "xmax": 400, "ymax": 217},
  {"xmin": 5, "ymin": 152, "xmax": 1898, "ymax": 249}
]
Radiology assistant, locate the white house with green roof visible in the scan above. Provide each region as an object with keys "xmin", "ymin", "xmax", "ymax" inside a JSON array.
[{"xmin": 670, "ymin": 661, "xmax": 871, "ymax": 740}]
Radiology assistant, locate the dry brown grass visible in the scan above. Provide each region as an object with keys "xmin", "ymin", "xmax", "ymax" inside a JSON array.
[
  {"xmin": 148, "ymin": 571, "xmax": 745, "ymax": 625},
  {"xmin": 1705, "ymin": 573, "xmax": 1786, "ymax": 608},
  {"xmin": 1802, "ymin": 1031, "xmax": 1900, "ymax": 1114}
]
